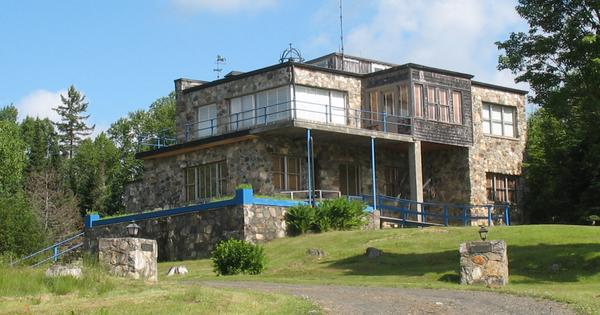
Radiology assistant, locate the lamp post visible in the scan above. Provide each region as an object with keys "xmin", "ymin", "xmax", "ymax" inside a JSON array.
[
  {"xmin": 478, "ymin": 225, "xmax": 488, "ymax": 241},
  {"xmin": 126, "ymin": 222, "xmax": 141, "ymax": 238}
]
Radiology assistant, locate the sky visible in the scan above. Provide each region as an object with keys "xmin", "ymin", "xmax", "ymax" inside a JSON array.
[{"xmin": 0, "ymin": 0, "xmax": 530, "ymax": 135}]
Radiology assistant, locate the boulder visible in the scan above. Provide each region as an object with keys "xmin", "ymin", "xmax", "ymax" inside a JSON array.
[
  {"xmin": 45, "ymin": 264, "xmax": 82, "ymax": 279},
  {"xmin": 166, "ymin": 265, "xmax": 189, "ymax": 276},
  {"xmin": 306, "ymin": 248, "xmax": 326, "ymax": 258},
  {"xmin": 365, "ymin": 247, "xmax": 383, "ymax": 258}
]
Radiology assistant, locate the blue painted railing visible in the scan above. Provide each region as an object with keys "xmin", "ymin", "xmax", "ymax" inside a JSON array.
[
  {"xmin": 10, "ymin": 231, "xmax": 85, "ymax": 267},
  {"xmin": 360, "ymin": 194, "xmax": 510, "ymax": 227}
]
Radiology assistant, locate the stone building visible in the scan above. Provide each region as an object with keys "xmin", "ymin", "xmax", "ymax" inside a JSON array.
[{"xmin": 126, "ymin": 52, "xmax": 527, "ymax": 223}]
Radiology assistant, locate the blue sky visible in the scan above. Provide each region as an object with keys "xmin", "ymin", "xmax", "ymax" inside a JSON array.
[{"xmin": 0, "ymin": 0, "xmax": 529, "ymax": 134}]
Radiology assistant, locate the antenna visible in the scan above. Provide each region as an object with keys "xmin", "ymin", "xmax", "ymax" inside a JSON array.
[
  {"xmin": 339, "ymin": 0, "xmax": 344, "ymax": 57},
  {"xmin": 213, "ymin": 55, "xmax": 226, "ymax": 79}
]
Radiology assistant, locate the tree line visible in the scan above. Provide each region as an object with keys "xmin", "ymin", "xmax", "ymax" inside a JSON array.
[{"xmin": 0, "ymin": 86, "xmax": 175, "ymax": 256}]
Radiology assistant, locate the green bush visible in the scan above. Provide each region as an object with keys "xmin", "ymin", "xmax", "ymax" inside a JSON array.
[
  {"xmin": 0, "ymin": 195, "xmax": 46, "ymax": 257},
  {"xmin": 285, "ymin": 198, "xmax": 368, "ymax": 235},
  {"xmin": 319, "ymin": 198, "xmax": 367, "ymax": 230},
  {"xmin": 285, "ymin": 205, "xmax": 316, "ymax": 235},
  {"xmin": 211, "ymin": 239, "xmax": 265, "ymax": 276}
]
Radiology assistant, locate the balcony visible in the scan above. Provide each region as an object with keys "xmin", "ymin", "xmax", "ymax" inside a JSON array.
[{"xmin": 183, "ymin": 100, "xmax": 412, "ymax": 143}]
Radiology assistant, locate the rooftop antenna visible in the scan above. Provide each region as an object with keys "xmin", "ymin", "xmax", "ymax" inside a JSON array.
[
  {"xmin": 213, "ymin": 55, "xmax": 226, "ymax": 79},
  {"xmin": 279, "ymin": 43, "xmax": 304, "ymax": 63},
  {"xmin": 339, "ymin": 0, "xmax": 345, "ymax": 70}
]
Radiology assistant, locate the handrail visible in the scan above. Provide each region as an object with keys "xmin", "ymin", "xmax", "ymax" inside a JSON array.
[
  {"xmin": 10, "ymin": 231, "xmax": 84, "ymax": 267},
  {"xmin": 31, "ymin": 243, "xmax": 84, "ymax": 268}
]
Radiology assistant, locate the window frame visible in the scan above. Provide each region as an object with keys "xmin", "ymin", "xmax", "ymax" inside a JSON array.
[
  {"xmin": 271, "ymin": 155, "xmax": 305, "ymax": 191},
  {"xmin": 185, "ymin": 161, "xmax": 228, "ymax": 202},
  {"xmin": 482, "ymin": 103, "xmax": 517, "ymax": 138},
  {"xmin": 486, "ymin": 173, "xmax": 519, "ymax": 205}
]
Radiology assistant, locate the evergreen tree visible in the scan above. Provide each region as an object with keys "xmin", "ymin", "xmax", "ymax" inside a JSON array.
[
  {"xmin": 0, "ymin": 121, "xmax": 26, "ymax": 197},
  {"xmin": 0, "ymin": 104, "xmax": 18, "ymax": 123},
  {"xmin": 53, "ymin": 86, "xmax": 95, "ymax": 159}
]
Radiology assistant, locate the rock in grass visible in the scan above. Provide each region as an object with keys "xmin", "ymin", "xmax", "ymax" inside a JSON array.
[
  {"xmin": 306, "ymin": 248, "xmax": 326, "ymax": 258},
  {"xmin": 45, "ymin": 264, "xmax": 82, "ymax": 278},
  {"xmin": 365, "ymin": 247, "xmax": 383, "ymax": 258},
  {"xmin": 166, "ymin": 265, "xmax": 189, "ymax": 276}
]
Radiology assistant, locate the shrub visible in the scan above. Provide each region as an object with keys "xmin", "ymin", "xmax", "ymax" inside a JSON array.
[
  {"xmin": 285, "ymin": 198, "xmax": 368, "ymax": 235},
  {"xmin": 319, "ymin": 198, "xmax": 368, "ymax": 230},
  {"xmin": 284, "ymin": 205, "xmax": 316, "ymax": 235},
  {"xmin": 0, "ymin": 195, "xmax": 46, "ymax": 257},
  {"xmin": 211, "ymin": 239, "xmax": 265, "ymax": 276}
]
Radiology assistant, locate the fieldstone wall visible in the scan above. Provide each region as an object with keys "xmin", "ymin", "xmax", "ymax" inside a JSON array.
[
  {"xmin": 469, "ymin": 86, "xmax": 527, "ymax": 219},
  {"xmin": 86, "ymin": 205, "xmax": 245, "ymax": 261},
  {"xmin": 422, "ymin": 146, "xmax": 471, "ymax": 204},
  {"xmin": 98, "ymin": 238, "xmax": 157, "ymax": 281},
  {"xmin": 460, "ymin": 240, "xmax": 509, "ymax": 286},
  {"xmin": 243, "ymin": 204, "xmax": 286, "ymax": 243}
]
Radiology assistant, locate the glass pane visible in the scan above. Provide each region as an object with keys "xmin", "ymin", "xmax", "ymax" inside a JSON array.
[
  {"xmin": 413, "ymin": 84, "xmax": 422, "ymax": 117},
  {"xmin": 483, "ymin": 121, "xmax": 491, "ymax": 134},
  {"xmin": 452, "ymin": 91, "xmax": 462, "ymax": 124},
  {"xmin": 330, "ymin": 91, "xmax": 346, "ymax": 124},
  {"xmin": 492, "ymin": 122, "xmax": 503, "ymax": 135},
  {"xmin": 502, "ymin": 107, "xmax": 514, "ymax": 123},
  {"xmin": 440, "ymin": 106, "xmax": 449, "ymax": 122},
  {"xmin": 504, "ymin": 123, "xmax": 514, "ymax": 137},
  {"xmin": 491, "ymin": 105, "xmax": 502, "ymax": 121},
  {"xmin": 256, "ymin": 91, "xmax": 268, "ymax": 124},
  {"xmin": 439, "ymin": 90, "xmax": 448, "ymax": 105},
  {"xmin": 482, "ymin": 104, "xmax": 490, "ymax": 121}
]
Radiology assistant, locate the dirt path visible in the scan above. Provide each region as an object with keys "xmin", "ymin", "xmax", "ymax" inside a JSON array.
[{"xmin": 203, "ymin": 281, "xmax": 575, "ymax": 315}]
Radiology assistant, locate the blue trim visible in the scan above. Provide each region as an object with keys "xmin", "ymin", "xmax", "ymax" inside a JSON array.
[
  {"xmin": 254, "ymin": 198, "xmax": 306, "ymax": 207},
  {"xmin": 238, "ymin": 188, "xmax": 254, "ymax": 204},
  {"xmin": 84, "ymin": 213, "xmax": 100, "ymax": 228}
]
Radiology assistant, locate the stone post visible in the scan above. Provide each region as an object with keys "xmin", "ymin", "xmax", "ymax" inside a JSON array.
[
  {"xmin": 98, "ymin": 238, "xmax": 158, "ymax": 281},
  {"xmin": 409, "ymin": 141, "xmax": 423, "ymax": 222},
  {"xmin": 459, "ymin": 240, "xmax": 508, "ymax": 286}
]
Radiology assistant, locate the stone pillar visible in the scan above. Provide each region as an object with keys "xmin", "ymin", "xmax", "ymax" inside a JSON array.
[
  {"xmin": 409, "ymin": 141, "xmax": 424, "ymax": 222},
  {"xmin": 459, "ymin": 240, "xmax": 509, "ymax": 286},
  {"xmin": 98, "ymin": 238, "xmax": 158, "ymax": 282}
]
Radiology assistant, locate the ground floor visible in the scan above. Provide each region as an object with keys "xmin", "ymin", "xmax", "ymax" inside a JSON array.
[{"xmin": 126, "ymin": 128, "xmax": 522, "ymax": 223}]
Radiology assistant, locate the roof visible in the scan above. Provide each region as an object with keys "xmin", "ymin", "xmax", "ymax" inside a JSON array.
[
  {"xmin": 471, "ymin": 80, "xmax": 528, "ymax": 95},
  {"xmin": 304, "ymin": 52, "xmax": 398, "ymax": 67}
]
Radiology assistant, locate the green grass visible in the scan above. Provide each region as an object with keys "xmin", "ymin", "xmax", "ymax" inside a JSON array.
[
  {"xmin": 164, "ymin": 225, "xmax": 600, "ymax": 314},
  {"xmin": 0, "ymin": 262, "xmax": 319, "ymax": 314}
]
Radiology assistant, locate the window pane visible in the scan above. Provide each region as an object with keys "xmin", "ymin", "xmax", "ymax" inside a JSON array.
[
  {"xmin": 452, "ymin": 91, "xmax": 462, "ymax": 124},
  {"xmin": 491, "ymin": 105, "xmax": 502, "ymax": 121},
  {"xmin": 427, "ymin": 87, "xmax": 436, "ymax": 120},
  {"xmin": 400, "ymin": 84, "xmax": 409, "ymax": 117},
  {"xmin": 504, "ymin": 124, "xmax": 515, "ymax": 137},
  {"xmin": 413, "ymin": 84, "xmax": 423, "ymax": 118},
  {"xmin": 330, "ymin": 91, "xmax": 346, "ymax": 124},
  {"xmin": 256, "ymin": 91, "xmax": 268, "ymax": 124},
  {"xmin": 492, "ymin": 122, "xmax": 503, "ymax": 135},
  {"xmin": 483, "ymin": 121, "xmax": 491, "ymax": 134},
  {"xmin": 482, "ymin": 104, "xmax": 490, "ymax": 121},
  {"xmin": 197, "ymin": 104, "xmax": 217, "ymax": 138},
  {"xmin": 502, "ymin": 107, "xmax": 514, "ymax": 124}
]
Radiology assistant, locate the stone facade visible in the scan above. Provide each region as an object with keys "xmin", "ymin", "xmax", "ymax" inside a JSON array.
[
  {"xmin": 243, "ymin": 204, "xmax": 286, "ymax": 243},
  {"xmin": 459, "ymin": 240, "xmax": 509, "ymax": 286},
  {"xmin": 469, "ymin": 85, "xmax": 527, "ymax": 220},
  {"xmin": 98, "ymin": 238, "xmax": 158, "ymax": 281}
]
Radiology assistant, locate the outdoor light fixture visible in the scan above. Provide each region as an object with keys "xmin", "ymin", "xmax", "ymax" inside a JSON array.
[
  {"xmin": 478, "ymin": 225, "xmax": 489, "ymax": 241},
  {"xmin": 126, "ymin": 222, "xmax": 141, "ymax": 237}
]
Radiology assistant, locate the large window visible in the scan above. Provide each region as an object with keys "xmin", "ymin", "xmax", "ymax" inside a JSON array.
[
  {"xmin": 185, "ymin": 161, "xmax": 228, "ymax": 201},
  {"xmin": 196, "ymin": 104, "xmax": 217, "ymax": 138},
  {"xmin": 295, "ymin": 86, "xmax": 346, "ymax": 124},
  {"xmin": 272, "ymin": 155, "xmax": 304, "ymax": 191},
  {"xmin": 230, "ymin": 86, "xmax": 290, "ymax": 131},
  {"xmin": 482, "ymin": 103, "xmax": 516, "ymax": 137},
  {"xmin": 486, "ymin": 173, "xmax": 519, "ymax": 205}
]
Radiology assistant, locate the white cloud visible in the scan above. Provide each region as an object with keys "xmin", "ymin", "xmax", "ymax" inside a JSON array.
[
  {"xmin": 171, "ymin": 0, "xmax": 277, "ymax": 14},
  {"xmin": 15, "ymin": 89, "xmax": 66, "ymax": 122},
  {"xmin": 335, "ymin": 0, "xmax": 528, "ymax": 88}
]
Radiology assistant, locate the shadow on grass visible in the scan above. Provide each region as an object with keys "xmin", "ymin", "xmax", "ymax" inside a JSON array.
[{"xmin": 325, "ymin": 243, "xmax": 600, "ymax": 284}]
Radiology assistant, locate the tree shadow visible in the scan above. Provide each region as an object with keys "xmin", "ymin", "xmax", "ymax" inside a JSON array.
[{"xmin": 325, "ymin": 243, "xmax": 600, "ymax": 284}]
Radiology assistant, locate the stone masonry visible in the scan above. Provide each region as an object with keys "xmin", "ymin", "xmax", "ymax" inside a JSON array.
[
  {"xmin": 459, "ymin": 240, "xmax": 509, "ymax": 286},
  {"xmin": 98, "ymin": 238, "xmax": 158, "ymax": 281}
]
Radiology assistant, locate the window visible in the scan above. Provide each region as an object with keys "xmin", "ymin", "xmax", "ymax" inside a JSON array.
[
  {"xmin": 486, "ymin": 173, "xmax": 519, "ymax": 204},
  {"xmin": 400, "ymin": 83, "xmax": 409, "ymax": 117},
  {"xmin": 230, "ymin": 94, "xmax": 254, "ymax": 130},
  {"xmin": 384, "ymin": 167, "xmax": 403, "ymax": 197},
  {"xmin": 413, "ymin": 84, "xmax": 423, "ymax": 118},
  {"xmin": 452, "ymin": 91, "xmax": 462, "ymax": 124},
  {"xmin": 339, "ymin": 164, "xmax": 361, "ymax": 196},
  {"xmin": 196, "ymin": 104, "xmax": 217, "ymax": 138},
  {"xmin": 426, "ymin": 87, "xmax": 437, "ymax": 120},
  {"xmin": 272, "ymin": 155, "xmax": 304, "ymax": 191},
  {"xmin": 185, "ymin": 161, "xmax": 228, "ymax": 201},
  {"xmin": 482, "ymin": 103, "xmax": 516, "ymax": 137},
  {"xmin": 439, "ymin": 89, "xmax": 450, "ymax": 122},
  {"xmin": 295, "ymin": 86, "xmax": 346, "ymax": 124}
]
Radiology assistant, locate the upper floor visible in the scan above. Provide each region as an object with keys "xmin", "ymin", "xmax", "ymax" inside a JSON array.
[{"xmin": 140, "ymin": 53, "xmax": 527, "ymax": 156}]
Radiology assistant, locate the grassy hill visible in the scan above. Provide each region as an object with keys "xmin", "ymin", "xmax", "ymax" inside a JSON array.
[{"xmin": 170, "ymin": 225, "xmax": 600, "ymax": 314}]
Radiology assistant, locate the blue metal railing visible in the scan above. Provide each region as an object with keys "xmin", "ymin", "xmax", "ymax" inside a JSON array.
[
  {"xmin": 10, "ymin": 231, "xmax": 84, "ymax": 267},
  {"xmin": 358, "ymin": 194, "xmax": 510, "ymax": 227}
]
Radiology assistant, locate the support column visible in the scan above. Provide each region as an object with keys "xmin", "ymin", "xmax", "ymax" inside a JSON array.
[
  {"xmin": 409, "ymin": 141, "xmax": 424, "ymax": 222},
  {"xmin": 306, "ymin": 128, "xmax": 312, "ymax": 206},
  {"xmin": 370, "ymin": 136, "xmax": 377, "ymax": 211}
]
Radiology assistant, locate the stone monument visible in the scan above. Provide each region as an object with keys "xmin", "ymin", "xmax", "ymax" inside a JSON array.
[
  {"xmin": 98, "ymin": 237, "xmax": 158, "ymax": 281},
  {"xmin": 459, "ymin": 240, "xmax": 508, "ymax": 286}
]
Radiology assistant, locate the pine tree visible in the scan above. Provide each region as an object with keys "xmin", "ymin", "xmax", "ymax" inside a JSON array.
[{"xmin": 53, "ymin": 85, "xmax": 95, "ymax": 159}]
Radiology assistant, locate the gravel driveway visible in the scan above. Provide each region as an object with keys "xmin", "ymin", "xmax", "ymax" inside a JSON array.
[{"xmin": 203, "ymin": 281, "xmax": 575, "ymax": 315}]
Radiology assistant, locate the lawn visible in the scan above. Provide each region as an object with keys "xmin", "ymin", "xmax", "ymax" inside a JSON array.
[
  {"xmin": 0, "ymin": 262, "xmax": 319, "ymax": 314},
  {"xmin": 164, "ymin": 225, "xmax": 600, "ymax": 314}
]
